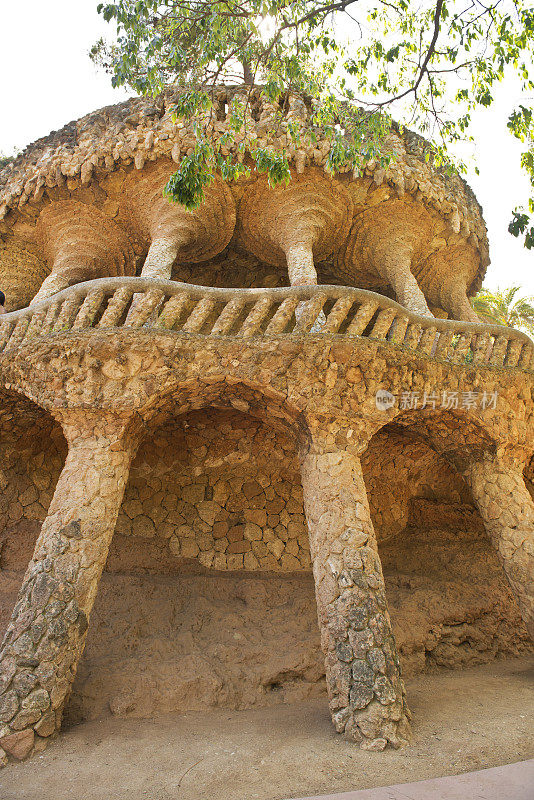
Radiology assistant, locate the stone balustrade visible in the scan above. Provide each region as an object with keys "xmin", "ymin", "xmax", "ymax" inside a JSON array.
[{"xmin": 0, "ymin": 277, "xmax": 532, "ymax": 371}]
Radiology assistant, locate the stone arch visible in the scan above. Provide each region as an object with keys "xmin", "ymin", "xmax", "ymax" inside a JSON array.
[
  {"xmin": 391, "ymin": 407, "xmax": 498, "ymax": 469},
  {"xmin": 360, "ymin": 413, "xmax": 531, "ymax": 676},
  {"xmin": 141, "ymin": 375, "xmax": 310, "ymax": 443},
  {"xmin": 65, "ymin": 380, "xmax": 322, "ymax": 723}
]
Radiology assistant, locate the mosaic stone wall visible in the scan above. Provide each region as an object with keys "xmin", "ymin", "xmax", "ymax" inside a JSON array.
[{"xmin": 115, "ymin": 409, "xmax": 310, "ymax": 572}]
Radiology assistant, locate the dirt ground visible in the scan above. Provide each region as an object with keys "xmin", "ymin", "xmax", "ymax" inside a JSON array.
[{"xmin": 1, "ymin": 656, "xmax": 532, "ymax": 800}]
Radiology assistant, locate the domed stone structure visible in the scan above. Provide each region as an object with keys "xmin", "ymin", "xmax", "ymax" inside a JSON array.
[
  {"xmin": 0, "ymin": 87, "xmax": 532, "ymax": 766},
  {"xmin": 0, "ymin": 86, "xmax": 487, "ymax": 315}
]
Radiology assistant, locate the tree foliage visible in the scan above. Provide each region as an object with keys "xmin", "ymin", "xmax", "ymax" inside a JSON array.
[
  {"xmin": 472, "ymin": 285, "xmax": 534, "ymax": 332},
  {"xmin": 0, "ymin": 152, "xmax": 16, "ymax": 171},
  {"xmin": 93, "ymin": 0, "xmax": 534, "ymax": 239}
]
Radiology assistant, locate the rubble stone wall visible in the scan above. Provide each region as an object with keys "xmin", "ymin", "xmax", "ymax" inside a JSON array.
[
  {"xmin": 0, "ymin": 410, "xmax": 66, "ymax": 573},
  {"xmin": 116, "ymin": 409, "xmax": 310, "ymax": 572},
  {"xmin": 0, "ymin": 408, "xmax": 481, "ymax": 576},
  {"xmin": 0, "ymin": 405, "xmax": 530, "ymax": 727}
]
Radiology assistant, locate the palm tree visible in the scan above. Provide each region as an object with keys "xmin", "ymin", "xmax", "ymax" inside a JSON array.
[{"xmin": 471, "ymin": 286, "xmax": 534, "ymax": 335}]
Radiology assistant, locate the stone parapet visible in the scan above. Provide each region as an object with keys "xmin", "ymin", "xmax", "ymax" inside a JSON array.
[{"xmin": 0, "ymin": 278, "xmax": 532, "ymax": 372}]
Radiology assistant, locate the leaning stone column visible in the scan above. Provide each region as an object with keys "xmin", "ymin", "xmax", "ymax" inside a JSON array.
[
  {"xmin": 299, "ymin": 434, "xmax": 411, "ymax": 749},
  {"xmin": 0, "ymin": 410, "xmax": 139, "ymax": 763},
  {"xmin": 463, "ymin": 455, "xmax": 534, "ymax": 641},
  {"xmin": 120, "ymin": 164, "xmax": 236, "ymax": 282},
  {"xmin": 32, "ymin": 200, "xmax": 135, "ymax": 305},
  {"xmin": 440, "ymin": 279, "xmax": 480, "ymax": 323},
  {"xmin": 370, "ymin": 238, "xmax": 433, "ymax": 318}
]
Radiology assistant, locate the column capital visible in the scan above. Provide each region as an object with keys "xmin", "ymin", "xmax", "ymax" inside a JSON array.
[
  {"xmin": 51, "ymin": 408, "xmax": 142, "ymax": 450},
  {"xmin": 456, "ymin": 444, "xmax": 531, "ymax": 477},
  {"xmin": 300, "ymin": 416, "xmax": 383, "ymax": 459}
]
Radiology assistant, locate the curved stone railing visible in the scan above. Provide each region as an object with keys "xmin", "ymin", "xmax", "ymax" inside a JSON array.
[{"xmin": 0, "ymin": 277, "xmax": 532, "ymax": 371}]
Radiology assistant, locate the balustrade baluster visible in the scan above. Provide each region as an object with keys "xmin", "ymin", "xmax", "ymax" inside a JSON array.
[
  {"xmin": 489, "ymin": 334, "xmax": 509, "ymax": 367},
  {"xmin": 321, "ymin": 296, "xmax": 355, "ymax": 334},
  {"xmin": 452, "ymin": 332, "xmax": 473, "ymax": 363},
  {"xmin": 369, "ymin": 308, "xmax": 397, "ymax": 340},
  {"xmin": 182, "ymin": 297, "xmax": 217, "ymax": 333},
  {"xmin": 294, "ymin": 293, "xmax": 328, "ymax": 333},
  {"xmin": 418, "ymin": 326, "xmax": 438, "ymax": 354},
  {"xmin": 264, "ymin": 297, "xmax": 300, "ymax": 335},
  {"xmin": 211, "ymin": 297, "xmax": 247, "ymax": 335},
  {"xmin": 346, "ymin": 301, "xmax": 379, "ymax": 336},
  {"xmin": 434, "ymin": 330, "xmax": 455, "ymax": 359},
  {"xmin": 506, "ymin": 338, "xmax": 525, "ymax": 368},
  {"xmin": 53, "ymin": 297, "xmax": 81, "ymax": 333},
  {"xmin": 471, "ymin": 332, "xmax": 491, "ymax": 364},
  {"xmin": 0, "ymin": 320, "xmax": 14, "ymax": 351},
  {"xmin": 42, "ymin": 300, "xmax": 62, "ymax": 333},
  {"xmin": 98, "ymin": 286, "xmax": 133, "ymax": 328},
  {"xmin": 389, "ymin": 315, "xmax": 410, "ymax": 344},
  {"xmin": 519, "ymin": 343, "xmax": 534, "ymax": 370},
  {"xmin": 155, "ymin": 292, "xmax": 189, "ymax": 329},
  {"xmin": 72, "ymin": 290, "xmax": 105, "ymax": 330},
  {"xmin": 125, "ymin": 289, "xmax": 165, "ymax": 328},
  {"xmin": 5, "ymin": 317, "xmax": 30, "ymax": 350},
  {"xmin": 403, "ymin": 323, "xmax": 422, "ymax": 350},
  {"xmin": 22, "ymin": 309, "xmax": 47, "ymax": 342},
  {"xmin": 238, "ymin": 297, "xmax": 273, "ymax": 338}
]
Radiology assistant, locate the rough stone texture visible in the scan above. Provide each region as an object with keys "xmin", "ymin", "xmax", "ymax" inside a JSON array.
[
  {"xmin": 115, "ymin": 409, "xmax": 310, "ymax": 572},
  {"xmin": 0, "ymin": 528, "xmax": 528, "ymax": 725},
  {"xmin": 121, "ymin": 164, "xmax": 236, "ymax": 282},
  {"xmin": 0, "ymin": 312, "xmax": 529, "ymax": 764},
  {"xmin": 0, "ymin": 86, "xmax": 488, "ymax": 319},
  {"xmin": 238, "ymin": 170, "xmax": 353, "ymax": 288},
  {"xmin": 464, "ymin": 456, "xmax": 534, "ymax": 639},
  {"xmin": 361, "ymin": 424, "xmax": 473, "ymax": 540},
  {"xmin": 0, "ymin": 86, "xmax": 531, "ymax": 766},
  {"xmin": 31, "ymin": 200, "xmax": 136, "ymax": 304},
  {"xmin": 0, "ymin": 728, "xmax": 34, "ymax": 760},
  {"xmin": 0, "ymin": 407, "xmax": 529, "ymax": 729},
  {"xmin": 0, "ymin": 410, "xmax": 140, "ymax": 760},
  {"xmin": 300, "ymin": 434, "xmax": 411, "ymax": 748}
]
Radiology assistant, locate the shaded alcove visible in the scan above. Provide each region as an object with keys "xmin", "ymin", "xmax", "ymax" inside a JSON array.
[
  {"xmin": 63, "ymin": 403, "xmax": 533, "ymax": 725},
  {"xmin": 65, "ymin": 403, "xmax": 325, "ymax": 725},
  {"xmin": 0, "ymin": 391, "xmax": 530, "ymax": 729},
  {"xmin": 0, "ymin": 392, "xmax": 67, "ymax": 638},
  {"xmin": 167, "ymin": 243, "xmax": 393, "ymax": 295},
  {"xmin": 362, "ymin": 421, "xmax": 532, "ymax": 676}
]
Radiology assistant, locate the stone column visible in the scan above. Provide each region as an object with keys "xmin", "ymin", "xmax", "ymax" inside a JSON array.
[
  {"xmin": 435, "ymin": 277, "xmax": 480, "ymax": 322},
  {"xmin": 140, "ymin": 233, "xmax": 188, "ymax": 280},
  {"xmin": 299, "ymin": 435, "xmax": 411, "ymax": 750},
  {"xmin": 336, "ymin": 217, "xmax": 433, "ymax": 318},
  {"xmin": 463, "ymin": 456, "xmax": 534, "ymax": 641},
  {"xmin": 32, "ymin": 200, "xmax": 135, "ymax": 305},
  {"xmin": 282, "ymin": 236, "xmax": 325, "ymax": 330},
  {"xmin": 0, "ymin": 411, "xmax": 139, "ymax": 763},
  {"xmin": 283, "ymin": 237, "xmax": 318, "ymax": 288},
  {"xmin": 370, "ymin": 239, "xmax": 432, "ymax": 318}
]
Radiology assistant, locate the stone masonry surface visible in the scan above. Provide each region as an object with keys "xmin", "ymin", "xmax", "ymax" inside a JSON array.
[{"xmin": 0, "ymin": 87, "xmax": 532, "ymax": 767}]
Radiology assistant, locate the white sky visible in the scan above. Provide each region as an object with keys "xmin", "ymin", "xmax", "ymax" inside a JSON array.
[{"xmin": 0, "ymin": 0, "xmax": 533, "ymax": 295}]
